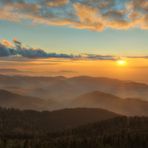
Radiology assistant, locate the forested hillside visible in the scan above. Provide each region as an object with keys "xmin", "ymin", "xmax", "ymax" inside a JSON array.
[{"xmin": 0, "ymin": 108, "xmax": 147, "ymax": 148}]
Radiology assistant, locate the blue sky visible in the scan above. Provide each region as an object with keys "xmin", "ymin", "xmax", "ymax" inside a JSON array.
[
  {"xmin": 0, "ymin": 0, "xmax": 148, "ymax": 82},
  {"xmin": 0, "ymin": 0, "xmax": 148, "ymax": 57},
  {"xmin": 0, "ymin": 20, "xmax": 147, "ymax": 56}
]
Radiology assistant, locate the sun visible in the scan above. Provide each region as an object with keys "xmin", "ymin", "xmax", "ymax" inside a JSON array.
[{"xmin": 116, "ymin": 59, "xmax": 127, "ymax": 66}]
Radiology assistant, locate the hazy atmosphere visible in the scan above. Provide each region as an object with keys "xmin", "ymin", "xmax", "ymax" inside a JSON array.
[{"xmin": 0, "ymin": 0, "xmax": 148, "ymax": 147}]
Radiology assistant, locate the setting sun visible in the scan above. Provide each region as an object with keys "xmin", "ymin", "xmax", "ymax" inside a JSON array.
[{"xmin": 116, "ymin": 59, "xmax": 127, "ymax": 66}]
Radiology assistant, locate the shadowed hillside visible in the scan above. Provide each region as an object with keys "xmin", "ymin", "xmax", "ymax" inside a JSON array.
[
  {"xmin": 0, "ymin": 115, "xmax": 148, "ymax": 148},
  {"xmin": 45, "ymin": 116, "xmax": 148, "ymax": 148},
  {"xmin": 0, "ymin": 107, "xmax": 119, "ymax": 134},
  {"xmin": 0, "ymin": 89, "xmax": 56, "ymax": 110}
]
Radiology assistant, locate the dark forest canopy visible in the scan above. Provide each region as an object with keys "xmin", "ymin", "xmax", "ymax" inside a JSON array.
[{"xmin": 0, "ymin": 107, "xmax": 148, "ymax": 148}]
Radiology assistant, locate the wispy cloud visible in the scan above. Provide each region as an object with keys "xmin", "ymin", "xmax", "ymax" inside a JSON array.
[
  {"xmin": 0, "ymin": 0, "xmax": 147, "ymax": 31},
  {"xmin": 127, "ymin": 56, "xmax": 148, "ymax": 59}
]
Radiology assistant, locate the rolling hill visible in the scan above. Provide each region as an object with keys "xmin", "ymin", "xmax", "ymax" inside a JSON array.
[
  {"xmin": 72, "ymin": 91, "xmax": 148, "ymax": 116},
  {"xmin": 0, "ymin": 75, "xmax": 148, "ymax": 102},
  {"xmin": 0, "ymin": 89, "xmax": 56, "ymax": 110},
  {"xmin": 0, "ymin": 107, "xmax": 119, "ymax": 133}
]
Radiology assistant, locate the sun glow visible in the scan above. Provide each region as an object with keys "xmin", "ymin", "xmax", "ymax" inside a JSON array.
[{"xmin": 116, "ymin": 59, "xmax": 127, "ymax": 66}]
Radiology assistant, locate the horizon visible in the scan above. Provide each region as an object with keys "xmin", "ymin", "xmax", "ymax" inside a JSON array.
[
  {"xmin": 0, "ymin": 74, "xmax": 148, "ymax": 85},
  {"xmin": 0, "ymin": 56, "xmax": 148, "ymax": 83}
]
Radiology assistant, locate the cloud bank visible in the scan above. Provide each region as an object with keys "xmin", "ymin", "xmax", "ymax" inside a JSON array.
[
  {"xmin": 0, "ymin": 0, "xmax": 147, "ymax": 31},
  {"xmin": 0, "ymin": 39, "xmax": 116, "ymax": 60}
]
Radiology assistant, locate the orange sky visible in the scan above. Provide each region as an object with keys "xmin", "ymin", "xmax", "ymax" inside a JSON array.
[{"xmin": 0, "ymin": 57, "xmax": 148, "ymax": 84}]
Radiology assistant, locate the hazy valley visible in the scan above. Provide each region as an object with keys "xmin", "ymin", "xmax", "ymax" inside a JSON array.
[{"xmin": 0, "ymin": 75, "xmax": 148, "ymax": 116}]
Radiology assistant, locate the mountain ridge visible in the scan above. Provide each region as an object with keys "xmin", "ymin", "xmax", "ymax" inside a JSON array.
[{"xmin": 72, "ymin": 90, "xmax": 148, "ymax": 116}]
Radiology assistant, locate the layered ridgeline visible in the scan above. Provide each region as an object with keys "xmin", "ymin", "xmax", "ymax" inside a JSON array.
[
  {"xmin": 0, "ymin": 89, "xmax": 57, "ymax": 110},
  {"xmin": 0, "ymin": 89, "xmax": 148, "ymax": 116},
  {"xmin": 0, "ymin": 75, "xmax": 148, "ymax": 101},
  {"xmin": 0, "ymin": 75, "xmax": 148, "ymax": 116},
  {"xmin": 72, "ymin": 91, "xmax": 148, "ymax": 116}
]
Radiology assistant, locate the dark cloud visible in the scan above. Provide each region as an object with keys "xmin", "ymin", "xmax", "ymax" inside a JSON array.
[
  {"xmin": 1, "ymin": 39, "xmax": 147, "ymax": 60},
  {"xmin": 0, "ymin": 39, "xmax": 116, "ymax": 60},
  {"xmin": 127, "ymin": 56, "xmax": 148, "ymax": 59},
  {"xmin": 85, "ymin": 54, "xmax": 117, "ymax": 60},
  {"xmin": 0, "ymin": 43, "xmax": 16, "ymax": 56},
  {"xmin": 0, "ymin": 40, "xmax": 75, "ymax": 58},
  {"xmin": 0, "ymin": 0, "xmax": 147, "ymax": 31}
]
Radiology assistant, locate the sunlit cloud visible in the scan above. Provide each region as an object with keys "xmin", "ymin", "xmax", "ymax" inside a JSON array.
[
  {"xmin": 1, "ymin": 39, "xmax": 13, "ymax": 47},
  {"xmin": 0, "ymin": 0, "xmax": 147, "ymax": 31},
  {"xmin": 47, "ymin": 0, "xmax": 69, "ymax": 7}
]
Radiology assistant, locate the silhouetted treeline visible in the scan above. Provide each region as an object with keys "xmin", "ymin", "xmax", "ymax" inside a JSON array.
[
  {"xmin": 0, "ymin": 107, "xmax": 118, "ymax": 135},
  {"xmin": 0, "ymin": 108, "xmax": 148, "ymax": 148}
]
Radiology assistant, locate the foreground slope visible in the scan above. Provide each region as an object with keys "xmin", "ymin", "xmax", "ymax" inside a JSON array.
[
  {"xmin": 0, "ymin": 107, "xmax": 118, "ymax": 133},
  {"xmin": 46, "ymin": 117, "xmax": 148, "ymax": 148},
  {"xmin": 1, "ymin": 116, "xmax": 148, "ymax": 148}
]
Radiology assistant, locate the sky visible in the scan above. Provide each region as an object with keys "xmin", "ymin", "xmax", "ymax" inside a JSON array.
[
  {"xmin": 0, "ymin": 21, "xmax": 148, "ymax": 56},
  {"xmin": 0, "ymin": 0, "xmax": 148, "ymax": 83}
]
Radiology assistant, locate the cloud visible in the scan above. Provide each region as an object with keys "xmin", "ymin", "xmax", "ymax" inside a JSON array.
[
  {"xmin": 47, "ymin": 0, "xmax": 69, "ymax": 7},
  {"xmin": 82, "ymin": 54, "xmax": 117, "ymax": 60},
  {"xmin": 0, "ymin": 0, "xmax": 147, "ymax": 31},
  {"xmin": 73, "ymin": 3, "xmax": 104, "ymax": 31},
  {"xmin": 1, "ymin": 39, "xmax": 13, "ymax": 47},
  {"xmin": 0, "ymin": 39, "xmax": 117, "ymax": 60},
  {"xmin": 0, "ymin": 39, "xmax": 147, "ymax": 60},
  {"xmin": 0, "ymin": 39, "xmax": 76, "ymax": 58},
  {"xmin": 127, "ymin": 56, "xmax": 148, "ymax": 59},
  {"xmin": 0, "ymin": 43, "xmax": 15, "ymax": 56}
]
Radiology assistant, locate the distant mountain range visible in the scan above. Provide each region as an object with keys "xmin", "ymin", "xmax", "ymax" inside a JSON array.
[
  {"xmin": 0, "ymin": 89, "xmax": 56, "ymax": 110},
  {"xmin": 72, "ymin": 91, "xmax": 148, "ymax": 116},
  {"xmin": 0, "ymin": 75, "xmax": 148, "ymax": 116},
  {"xmin": 0, "ymin": 75, "xmax": 148, "ymax": 101}
]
